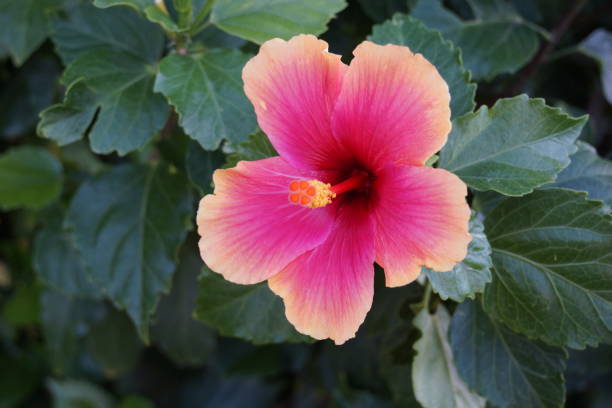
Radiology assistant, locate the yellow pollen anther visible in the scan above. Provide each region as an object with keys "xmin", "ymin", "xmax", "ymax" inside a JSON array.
[{"xmin": 288, "ymin": 180, "xmax": 336, "ymax": 209}]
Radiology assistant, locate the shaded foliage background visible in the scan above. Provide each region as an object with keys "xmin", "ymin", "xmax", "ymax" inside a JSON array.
[{"xmin": 0, "ymin": 0, "xmax": 611, "ymax": 407}]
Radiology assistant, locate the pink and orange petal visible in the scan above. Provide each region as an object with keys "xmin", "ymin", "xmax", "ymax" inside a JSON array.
[
  {"xmin": 197, "ymin": 157, "xmax": 337, "ymax": 285},
  {"xmin": 242, "ymin": 34, "xmax": 353, "ymax": 171},
  {"xmin": 332, "ymin": 41, "xmax": 451, "ymax": 170},
  {"xmin": 372, "ymin": 164, "xmax": 471, "ymax": 287},
  {"xmin": 268, "ymin": 201, "xmax": 375, "ymax": 345}
]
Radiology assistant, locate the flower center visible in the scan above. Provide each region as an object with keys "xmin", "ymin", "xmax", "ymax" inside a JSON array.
[{"xmin": 288, "ymin": 172, "xmax": 369, "ymax": 209}]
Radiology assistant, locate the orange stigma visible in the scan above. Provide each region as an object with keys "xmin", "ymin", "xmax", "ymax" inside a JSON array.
[
  {"xmin": 288, "ymin": 180, "xmax": 336, "ymax": 208},
  {"xmin": 288, "ymin": 172, "xmax": 370, "ymax": 209}
]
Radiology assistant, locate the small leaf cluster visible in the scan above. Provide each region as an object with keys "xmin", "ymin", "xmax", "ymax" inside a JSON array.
[{"xmin": 1, "ymin": 0, "xmax": 611, "ymax": 407}]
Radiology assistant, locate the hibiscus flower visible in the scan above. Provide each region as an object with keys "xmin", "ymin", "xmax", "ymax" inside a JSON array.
[{"xmin": 197, "ymin": 35, "xmax": 471, "ymax": 344}]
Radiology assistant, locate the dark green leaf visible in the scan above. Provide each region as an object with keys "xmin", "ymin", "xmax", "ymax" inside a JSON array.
[
  {"xmin": 2, "ymin": 284, "xmax": 40, "ymax": 327},
  {"xmin": 374, "ymin": 281, "xmax": 421, "ymax": 407},
  {"xmin": 412, "ymin": 306, "xmax": 485, "ymax": 408},
  {"xmin": 152, "ymin": 250, "xmax": 216, "ymax": 367},
  {"xmin": 194, "ymin": 25, "xmax": 248, "ymax": 49},
  {"xmin": 47, "ymin": 379, "xmax": 114, "ymax": 408},
  {"xmin": 450, "ymin": 20, "xmax": 540, "ymax": 80},
  {"xmin": 381, "ymin": 339, "xmax": 420, "ymax": 408},
  {"xmin": 40, "ymin": 290, "xmax": 104, "ymax": 374},
  {"xmin": 566, "ymin": 346, "xmax": 612, "ymax": 388},
  {"xmin": 155, "ymin": 51, "xmax": 256, "ymax": 150},
  {"xmin": 581, "ymin": 29, "xmax": 612, "ymax": 105},
  {"xmin": 37, "ymin": 80, "xmax": 98, "ymax": 147},
  {"xmin": 451, "ymin": 299, "xmax": 567, "ymax": 408},
  {"xmin": 86, "ymin": 307, "xmax": 144, "ymax": 377},
  {"xmin": 94, "ymin": 0, "xmax": 155, "ymax": 12},
  {"xmin": 117, "ymin": 395, "xmax": 156, "ymax": 408},
  {"xmin": 93, "ymin": 0, "xmax": 182, "ymax": 33},
  {"xmin": 544, "ymin": 141, "xmax": 612, "ymax": 206},
  {"xmin": 0, "ymin": 0, "xmax": 56, "ymax": 65},
  {"xmin": 33, "ymin": 208, "xmax": 102, "ymax": 299},
  {"xmin": 195, "ymin": 267, "xmax": 310, "ymax": 344},
  {"xmin": 186, "ymin": 141, "xmax": 225, "ymax": 193},
  {"xmin": 210, "ymin": 0, "xmax": 347, "ymax": 44},
  {"xmin": 179, "ymin": 370, "xmax": 280, "ymax": 407},
  {"xmin": 144, "ymin": 5, "xmax": 182, "ymax": 32},
  {"xmin": 466, "ymin": 0, "xmax": 519, "ymax": 19},
  {"xmin": 369, "ymin": 13, "xmax": 475, "ymax": 118},
  {"xmin": 0, "ymin": 146, "xmax": 62, "ymax": 210},
  {"xmin": 1, "ymin": 55, "xmax": 60, "ymax": 140},
  {"xmin": 62, "ymin": 49, "xmax": 169, "ymax": 155},
  {"xmin": 224, "ymin": 130, "xmax": 277, "ymax": 168},
  {"xmin": 424, "ymin": 212, "xmax": 492, "ymax": 302},
  {"xmin": 65, "ymin": 163, "xmax": 193, "ymax": 340},
  {"xmin": 439, "ymin": 95, "xmax": 587, "ymax": 196},
  {"xmin": 51, "ymin": 3, "xmax": 164, "ymax": 64},
  {"xmin": 410, "ymin": 0, "xmax": 462, "ymax": 31},
  {"xmin": 52, "ymin": 4, "xmax": 168, "ymax": 155},
  {"xmin": 411, "ymin": 0, "xmax": 540, "ymax": 80},
  {"xmin": 0, "ymin": 352, "xmax": 44, "ymax": 407},
  {"xmin": 483, "ymin": 189, "xmax": 612, "ymax": 348},
  {"xmin": 472, "ymin": 190, "xmax": 508, "ymax": 216},
  {"xmin": 357, "ymin": 0, "xmax": 408, "ymax": 23}
]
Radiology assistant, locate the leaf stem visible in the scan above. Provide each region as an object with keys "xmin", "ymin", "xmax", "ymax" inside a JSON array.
[
  {"xmin": 190, "ymin": 21, "xmax": 211, "ymax": 37},
  {"xmin": 190, "ymin": 0, "xmax": 215, "ymax": 34},
  {"xmin": 414, "ymin": 281, "xmax": 433, "ymax": 313}
]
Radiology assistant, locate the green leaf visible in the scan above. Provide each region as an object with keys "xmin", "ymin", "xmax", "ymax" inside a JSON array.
[
  {"xmin": 224, "ymin": 130, "xmax": 277, "ymax": 168},
  {"xmin": 48, "ymin": 379, "xmax": 115, "ymax": 408},
  {"xmin": 439, "ymin": 95, "xmax": 587, "ymax": 196},
  {"xmin": 186, "ymin": 141, "xmax": 225, "ymax": 193},
  {"xmin": 451, "ymin": 299, "xmax": 567, "ymax": 408},
  {"xmin": 424, "ymin": 212, "xmax": 492, "ymax": 302},
  {"xmin": 33, "ymin": 208, "xmax": 102, "ymax": 299},
  {"xmin": 144, "ymin": 5, "xmax": 182, "ymax": 32},
  {"xmin": 369, "ymin": 14, "xmax": 475, "ymax": 118},
  {"xmin": 93, "ymin": 0, "xmax": 183, "ymax": 33},
  {"xmin": 466, "ymin": 0, "xmax": 519, "ymax": 19},
  {"xmin": 37, "ymin": 80, "xmax": 98, "ymax": 147},
  {"xmin": 51, "ymin": 3, "xmax": 164, "ymax": 64},
  {"xmin": 152, "ymin": 250, "xmax": 217, "ymax": 367},
  {"xmin": 65, "ymin": 163, "xmax": 193, "ymax": 340},
  {"xmin": 0, "ymin": 0, "xmax": 56, "ymax": 65},
  {"xmin": 581, "ymin": 29, "xmax": 612, "ymax": 105},
  {"xmin": 543, "ymin": 142, "xmax": 612, "ymax": 206},
  {"xmin": 195, "ymin": 267, "xmax": 310, "ymax": 344},
  {"xmin": 193, "ymin": 25, "xmax": 248, "ymax": 49},
  {"xmin": 86, "ymin": 307, "xmax": 144, "ymax": 377},
  {"xmin": 93, "ymin": 0, "xmax": 154, "ymax": 12},
  {"xmin": 483, "ymin": 189, "xmax": 612, "ymax": 348},
  {"xmin": 155, "ymin": 51, "xmax": 256, "ymax": 150},
  {"xmin": 410, "ymin": 0, "xmax": 462, "ymax": 31},
  {"xmin": 52, "ymin": 4, "xmax": 169, "ymax": 155},
  {"xmin": 412, "ymin": 306, "xmax": 486, "ymax": 408},
  {"xmin": 62, "ymin": 49, "xmax": 169, "ymax": 155},
  {"xmin": 411, "ymin": 0, "xmax": 540, "ymax": 80},
  {"xmin": 451, "ymin": 20, "xmax": 540, "ymax": 80},
  {"xmin": 472, "ymin": 190, "xmax": 508, "ymax": 216},
  {"xmin": 0, "ymin": 147, "xmax": 62, "ymax": 210},
  {"xmin": 210, "ymin": 0, "xmax": 347, "ymax": 44}
]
